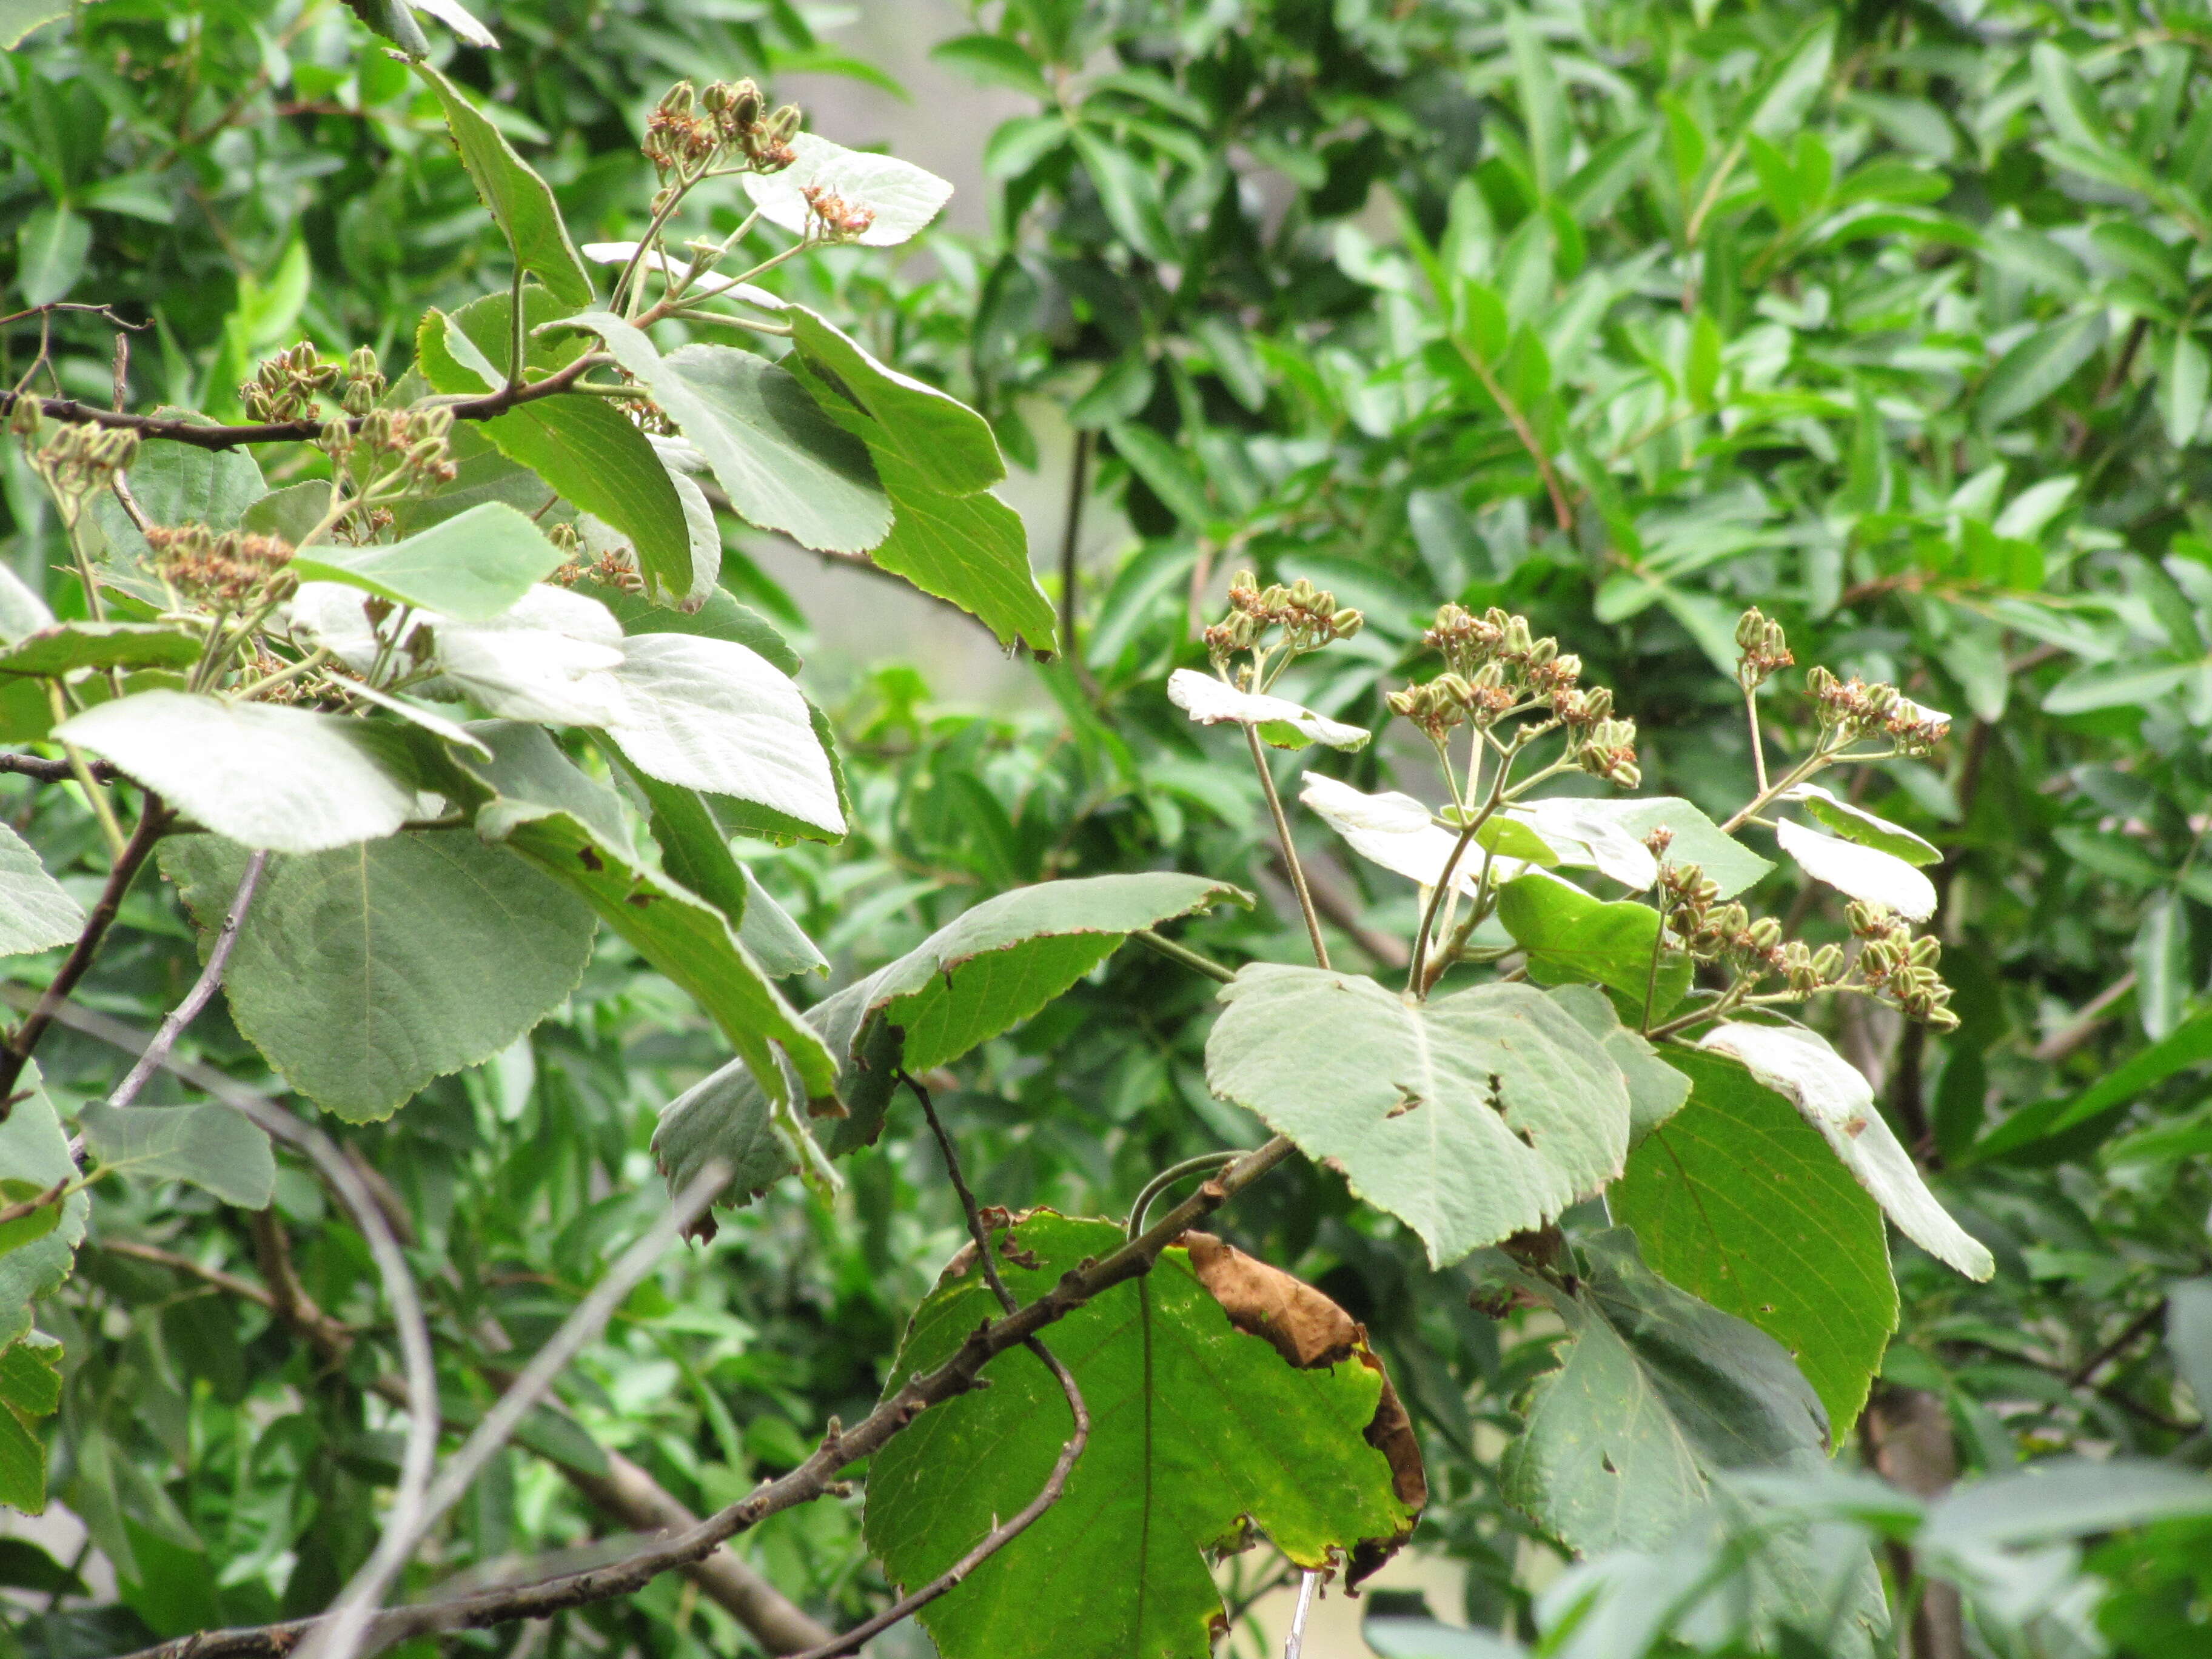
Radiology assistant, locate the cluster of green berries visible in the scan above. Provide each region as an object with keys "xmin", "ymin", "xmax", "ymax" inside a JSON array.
[
  {"xmin": 241, "ymin": 343, "xmax": 384, "ymax": 424},
  {"xmin": 1654, "ymin": 836, "xmax": 1792, "ymax": 971},
  {"xmin": 1806, "ymin": 666, "xmax": 1950, "ymax": 758},
  {"xmin": 319, "ymin": 404, "xmax": 457, "ymax": 490},
  {"xmin": 1735, "ymin": 606, "xmax": 1794, "ymax": 692},
  {"xmin": 1394, "ymin": 604, "xmax": 1638, "ymax": 784},
  {"xmin": 16, "ymin": 410, "xmax": 138, "ymax": 517}
]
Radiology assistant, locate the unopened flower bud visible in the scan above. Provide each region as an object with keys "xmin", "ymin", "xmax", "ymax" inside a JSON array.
[
  {"xmin": 8, "ymin": 397, "xmax": 43, "ymax": 438},
  {"xmin": 1330, "ymin": 608, "xmax": 1363, "ymax": 638},
  {"xmin": 1746, "ymin": 916, "xmax": 1783, "ymax": 950}
]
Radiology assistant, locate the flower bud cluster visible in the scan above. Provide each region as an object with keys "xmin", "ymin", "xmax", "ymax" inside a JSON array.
[
  {"xmin": 1657, "ymin": 857, "xmax": 1783, "ymax": 971},
  {"xmin": 1395, "ymin": 603, "xmax": 1637, "ymax": 781},
  {"xmin": 645, "ymin": 79, "xmax": 801, "ymax": 176},
  {"xmin": 25, "ymin": 418, "xmax": 139, "ymax": 511},
  {"xmin": 1806, "ymin": 666, "xmax": 1950, "ymax": 758},
  {"xmin": 146, "ymin": 524, "xmax": 295, "ymax": 605},
  {"xmin": 242, "ymin": 341, "xmax": 340, "ymax": 424},
  {"xmin": 321, "ymin": 404, "xmax": 458, "ymax": 490},
  {"xmin": 340, "ymin": 346, "xmax": 386, "ymax": 418},
  {"xmin": 1777, "ymin": 939, "xmax": 1847, "ymax": 996},
  {"xmin": 1735, "ymin": 606, "xmax": 1794, "ymax": 692},
  {"xmin": 1847, "ymin": 902, "xmax": 1957, "ymax": 1030},
  {"xmin": 1203, "ymin": 571, "xmax": 1363, "ymax": 664},
  {"xmin": 800, "ymin": 184, "xmax": 874, "ymax": 242}
]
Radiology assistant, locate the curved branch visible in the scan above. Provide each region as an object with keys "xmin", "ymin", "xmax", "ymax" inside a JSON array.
[
  {"xmin": 0, "ymin": 351, "xmax": 611, "ymax": 454},
  {"xmin": 0, "ymin": 753, "xmax": 118, "ymax": 785},
  {"xmin": 113, "ymin": 1131, "xmax": 1299, "ymax": 1659},
  {"xmin": 106, "ymin": 849, "xmax": 266, "ymax": 1111}
]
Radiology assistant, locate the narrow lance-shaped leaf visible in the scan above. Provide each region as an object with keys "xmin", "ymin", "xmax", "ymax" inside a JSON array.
[
  {"xmin": 412, "ymin": 61, "xmax": 594, "ymax": 307},
  {"xmin": 863, "ymin": 1213, "xmax": 1419, "ymax": 1659}
]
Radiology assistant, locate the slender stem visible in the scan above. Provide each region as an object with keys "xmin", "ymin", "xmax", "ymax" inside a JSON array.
[
  {"xmin": 1058, "ymin": 430, "xmax": 1090, "ymax": 662},
  {"xmin": 1745, "ymin": 685, "xmax": 1770, "ymax": 797},
  {"xmin": 904, "ymin": 1070, "xmax": 1014, "ymax": 1315},
  {"xmin": 1450, "ymin": 338, "xmax": 1574, "ymax": 532},
  {"xmin": 107, "ymin": 850, "xmax": 267, "ymax": 1111},
  {"xmin": 1127, "ymin": 1152, "xmax": 1242, "ymax": 1237},
  {"xmin": 1244, "ymin": 726, "xmax": 1329, "ymax": 970},
  {"xmin": 1410, "ymin": 742, "xmax": 1522, "ymax": 996},
  {"xmin": 0, "ymin": 798, "xmax": 171, "ymax": 1104},
  {"xmin": 1283, "ymin": 1570, "xmax": 1318, "ymax": 1659},
  {"xmin": 1132, "ymin": 928, "xmax": 1236, "ymax": 984},
  {"xmin": 504, "ymin": 263, "xmax": 527, "ymax": 393},
  {"xmin": 1646, "ymin": 973, "xmax": 1757, "ymax": 1041},
  {"xmin": 228, "ymin": 646, "xmax": 330, "ymax": 703},
  {"xmin": 1641, "ymin": 865, "xmax": 1673, "ymax": 1034},
  {"xmin": 49, "ymin": 683, "xmax": 126, "ymax": 858}
]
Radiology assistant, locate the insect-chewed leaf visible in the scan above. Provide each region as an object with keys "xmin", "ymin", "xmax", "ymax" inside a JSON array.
[
  {"xmin": 1489, "ymin": 1229, "xmax": 1886, "ymax": 1657},
  {"xmin": 864, "ymin": 1213, "xmax": 1419, "ymax": 1659},
  {"xmin": 161, "ymin": 830, "xmax": 597, "ymax": 1124},
  {"xmin": 1698, "ymin": 1023, "xmax": 1994, "ymax": 1280},
  {"xmin": 411, "ymin": 62, "xmax": 594, "ymax": 307},
  {"xmin": 787, "ymin": 306, "xmax": 1003, "ymax": 495},
  {"xmin": 558, "ymin": 313, "xmax": 891, "ymax": 555},
  {"xmin": 0, "ymin": 823, "xmax": 82, "ymax": 958},
  {"xmin": 56, "ymin": 692, "xmax": 417, "ymax": 854},
  {"xmin": 0, "ymin": 1074, "xmax": 87, "ymax": 1352},
  {"xmin": 1496, "ymin": 871, "xmax": 1693, "ymax": 1011},
  {"xmin": 1204, "ymin": 967, "xmax": 1631, "ymax": 1266},
  {"xmin": 290, "ymin": 501, "xmax": 568, "ymax": 623},
  {"xmin": 77, "ymin": 1102, "xmax": 274, "ymax": 1209},
  {"xmin": 654, "ymin": 874, "xmax": 1250, "ymax": 1203},
  {"xmin": 1780, "ymin": 783, "xmax": 1942, "ymax": 867},
  {"xmin": 1611, "ymin": 1048, "xmax": 1897, "ymax": 1432}
]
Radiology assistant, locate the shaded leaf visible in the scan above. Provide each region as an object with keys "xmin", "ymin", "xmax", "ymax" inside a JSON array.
[
  {"xmin": 0, "ymin": 823, "xmax": 83, "ymax": 957},
  {"xmin": 0, "ymin": 1078, "xmax": 87, "ymax": 1350},
  {"xmin": 0, "ymin": 622, "xmax": 203, "ymax": 677},
  {"xmin": 864, "ymin": 1213, "xmax": 1416, "ymax": 1659},
  {"xmin": 412, "ymin": 61, "xmax": 593, "ymax": 306},
  {"xmin": 1497, "ymin": 873, "xmax": 1692, "ymax": 1011},
  {"xmin": 78, "ymin": 1102, "xmax": 274, "ymax": 1208}
]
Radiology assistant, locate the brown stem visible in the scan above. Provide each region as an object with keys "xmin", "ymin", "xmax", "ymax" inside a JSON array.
[
  {"xmin": 0, "ymin": 1177, "xmax": 69, "ymax": 1230},
  {"xmin": 0, "ymin": 350, "xmax": 609, "ymax": 454},
  {"xmin": 1452, "ymin": 339, "xmax": 1574, "ymax": 532},
  {"xmin": 0, "ymin": 798, "xmax": 172, "ymax": 1107},
  {"xmin": 1058, "ymin": 429, "xmax": 1090, "ymax": 665},
  {"xmin": 115, "ymin": 1133, "xmax": 1298, "ymax": 1659}
]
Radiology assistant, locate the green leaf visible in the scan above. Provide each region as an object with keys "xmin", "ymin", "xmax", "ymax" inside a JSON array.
[
  {"xmin": 0, "ymin": 2, "xmax": 71, "ymax": 49},
  {"xmin": 1475, "ymin": 814, "xmax": 1560, "ymax": 866},
  {"xmin": 77, "ymin": 1102, "xmax": 274, "ymax": 1208},
  {"xmin": 0, "ymin": 1333, "xmax": 61, "ymax": 1514},
  {"xmin": 863, "ymin": 1213, "xmax": 1416, "ymax": 1659},
  {"xmin": 418, "ymin": 304, "xmax": 697, "ymax": 604},
  {"xmin": 559, "ymin": 313, "xmax": 891, "ymax": 555},
  {"xmin": 1972, "ymin": 1007, "xmax": 2212, "ymax": 1158},
  {"xmin": 0, "ymin": 1077, "xmax": 87, "ymax": 1350},
  {"xmin": 290, "ymin": 502, "xmax": 568, "ymax": 622},
  {"xmin": 655, "ymin": 874, "xmax": 1248, "ymax": 1199},
  {"xmin": 161, "ymin": 830, "xmax": 597, "ymax": 1123},
  {"xmin": 389, "ymin": 421, "xmax": 557, "ymax": 537},
  {"xmin": 454, "ymin": 723, "xmax": 838, "ymax": 1118},
  {"xmin": 1068, "ymin": 126, "xmax": 1177, "ymax": 262},
  {"xmin": 2030, "ymin": 41, "xmax": 2111, "ymax": 152},
  {"xmin": 1601, "ymin": 798, "xmax": 1773, "ymax": 897},
  {"xmin": 1979, "ymin": 311, "xmax": 2109, "ymax": 427},
  {"xmin": 600, "ymin": 632, "xmax": 844, "ymax": 838},
  {"xmin": 1108, "ymin": 421, "xmax": 1213, "ymax": 528},
  {"xmin": 2042, "ymin": 657, "xmax": 2202, "ymax": 714},
  {"xmin": 578, "ymin": 577, "xmax": 800, "ymax": 675},
  {"xmin": 930, "ymin": 33, "xmax": 1050, "ymax": 97},
  {"xmin": 1744, "ymin": 18, "xmax": 1837, "ymax": 141},
  {"xmin": 1506, "ymin": 12, "xmax": 1567, "ymax": 199},
  {"xmin": 1611, "ymin": 1050, "xmax": 1897, "ymax": 1432},
  {"xmin": 0, "ymin": 621, "xmax": 203, "ymax": 677},
  {"xmin": 1499, "ymin": 1226, "xmax": 1834, "ymax": 1536},
  {"xmin": 1784, "ymin": 783, "xmax": 1942, "ymax": 866},
  {"xmin": 0, "ymin": 822, "xmax": 82, "ymax": 957},
  {"xmin": 1204, "ymin": 967, "xmax": 1632, "ymax": 1266},
  {"xmin": 1497, "ymin": 873, "xmax": 1692, "ymax": 1010},
  {"xmin": 740, "ymin": 133, "xmax": 953, "ymax": 249},
  {"xmin": 56, "ymin": 693, "xmax": 418, "ymax": 854},
  {"xmin": 411, "ymin": 61, "xmax": 594, "ymax": 307},
  {"xmin": 0, "ymin": 1182, "xmax": 61, "ymax": 1260},
  {"xmin": 16, "ymin": 204, "xmax": 87, "ymax": 307},
  {"xmin": 734, "ymin": 868, "xmax": 826, "ymax": 979},
  {"xmin": 2163, "ymin": 331, "xmax": 2208, "ymax": 447},
  {"xmin": 865, "ymin": 457, "xmax": 1057, "ymax": 653},
  {"xmin": 787, "ymin": 307, "xmax": 1004, "ymax": 496},
  {"xmin": 1546, "ymin": 983, "xmax": 1689, "ymax": 1143}
]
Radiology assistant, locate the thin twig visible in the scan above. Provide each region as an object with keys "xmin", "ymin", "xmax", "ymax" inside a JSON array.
[
  {"xmin": 0, "ymin": 799, "xmax": 173, "ymax": 1105},
  {"xmin": 1245, "ymin": 726, "xmax": 1329, "ymax": 970},
  {"xmin": 0, "ymin": 1176, "xmax": 68, "ymax": 1231},
  {"xmin": 305, "ymin": 1162, "xmax": 731, "ymax": 1659},
  {"xmin": 115, "ymin": 1131, "xmax": 1301, "ymax": 1659},
  {"xmin": 1283, "ymin": 1569, "xmax": 1318, "ymax": 1659},
  {"xmin": 107, "ymin": 850, "xmax": 267, "ymax": 1111},
  {"xmin": 1127, "ymin": 1152, "xmax": 1241, "ymax": 1236},
  {"xmin": 1132, "ymin": 928, "xmax": 1236, "ymax": 984},
  {"xmin": 1057, "ymin": 430, "xmax": 1090, "ymax": 665},
  {"xmin": 2069, "ymin": 1299, "xmax": 2169, "ymax": 1387},
  {"xmin": 2030, "ymin": 973, "xmax": 2136, "ymax": 1064},
  {"xmin": 903, "ymin": 1070, "xmax": 1014, "ymax": 1313},
  {"xmin": 4, "ymin": 990, "xmax": 443, "ymax": 1623}
]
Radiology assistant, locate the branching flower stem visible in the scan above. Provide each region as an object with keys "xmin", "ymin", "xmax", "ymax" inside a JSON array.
[{"xmin": 1244, "ymin": 725, "xmax": 1329, "ymax": 970}]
